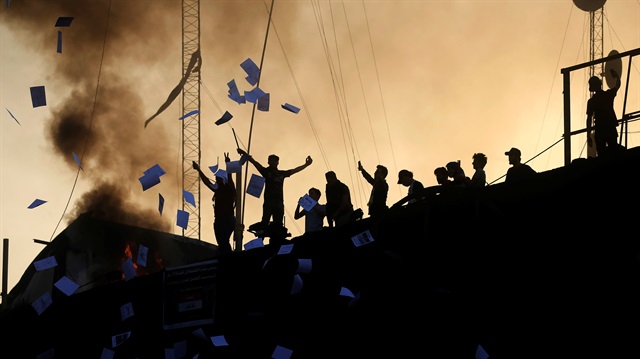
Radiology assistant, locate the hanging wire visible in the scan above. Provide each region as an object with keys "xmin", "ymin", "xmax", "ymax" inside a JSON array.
[
  {"xmin": 49, "ymin": 0, "xmax": 112, "ymax": 241},
  {"xmin": 361, "ymin": 0, "xmax": 400, "ymax": 196},
  {"xmin": 240, "ymin": 0, "xmax": 275, "ymax": 225}
]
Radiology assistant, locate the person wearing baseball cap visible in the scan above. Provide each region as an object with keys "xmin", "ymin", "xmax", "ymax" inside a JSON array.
[
  {"xmin": 397, "ymin": 169, "xmax": 425, "ymax": 204},
  {"xmin": 504, "ymin": 147, "xmax": 537, "ymax": 184}
]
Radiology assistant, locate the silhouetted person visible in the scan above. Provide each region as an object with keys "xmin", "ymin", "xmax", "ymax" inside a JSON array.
[
  {"xmin": 193, "ymin": 153, "xmax": 235, "ymax": 254},
  {"xmin": 294, "ymin": 187, "xmax": 326, "ymax": 233},
  {"xmin": 446, "ymin": 160, "xmax": 470, "ymax": 187},
  {"xmin": 469, "ymin": 153, "xmax": 487, "ymax": 188},
  {"xmin": 325, "ymin": 171, "xmax": 354, "ymax": 228},
  {"xmin": 434, "ymin": 166, "xmax": 452, "ymax": 186},
  {"xmin": 586, "ymin": 69, "xmax": 623, "ymax": 157},
  {"xmin": 237, "ymin": 148, "xmax": 313, "ymax": 228},
  {"xmin": 358, "ymin": 161, "xmax": 389, "ymax": 217},
  {"xmin": 397, "ymin": 169, "xmax": 425, "ymax": 204},
  {"xmin": 504, "ymin": 147, "xmax": 537, "ymax": 184}
]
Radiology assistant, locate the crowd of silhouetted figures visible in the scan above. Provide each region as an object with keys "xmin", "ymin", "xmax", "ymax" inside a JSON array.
[{"xmin": 244, "ymin": 146, "xmax": 544, "ymax": 241}]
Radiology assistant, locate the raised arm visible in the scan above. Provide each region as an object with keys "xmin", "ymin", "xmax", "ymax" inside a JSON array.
[
  {"xmin": 294, "ymin": 203, "xmax": 306, "ymax": 220},
  {"xmin": 193, "ymin": 161, "xmax": 216, "ymax": 192},
  {"xmin": 289, "ymin": 156, "xmax": 313, "ymax": 175},
  {"xmin": 237, "ymin": 148, "xmax": 265, "ymax": 172},
  {"xmin": 611, "ymin": 68, "xmax": 621, "ymax": 93},
  {"xmin": 358, "ymin": 161, "xmax": 374, "ymax": 185}
]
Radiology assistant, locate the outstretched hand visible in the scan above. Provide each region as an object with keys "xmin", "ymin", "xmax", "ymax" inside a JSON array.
[
  {"xmin": 192, "ymin": 161, "xmax": 200, "ymax": 171},
  {"xmin": 305, "ymin": 156, "xmax": 313, "ymax": 165},
  {"xmin": 357, "ymin": 161, "xmax": 363, "ymax": 171},
  {"xmin": 237, "ymin": 148, "xmax": 247, "ymax": 156},
  {"xmin": 224, "ymin": 152, "xmax": 231, "ymax": 162}
]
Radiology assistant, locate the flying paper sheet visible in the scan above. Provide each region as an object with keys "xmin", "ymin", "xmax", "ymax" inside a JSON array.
[
  {"xmin": 257, "ymin": 93, "xmax": 270, "ymax": 112},
  {"xmin": 120, "ymin": 302, "xmax": 134, "ymax": 321},
  {"xmin": 32, "ymin": 292, "xmax": 52, "ymax": 316},
  {"xmin": 145, "ymin": 49, "xmax": 201, "ymax": 128},
  {"xmin": 210, "ymin": 335, "xmax": 229, "ymax": 347},
  {"xmin": 178, "ymin": 109, "xmax": 199, "ymax": 120},
  {"xmin": 227, "ymin": 79, "xmax": 245, "ymax": 104},
  {"xmin": 55, "ymin": 16, "xmax": 74, "ymax": 27},
  {"xmin": 240, "ymin": 58, "xmax": 260, "ymax": 86},
  {"xmin": 183, "ymin": 190, "xmax": 196, "ymax": 207},
  {"xmin": 215, "ymin": 111, "xmax": 233, "ymax": 125},
  {"xmin": 475, "ymin": 345, "xmax": 489, "ymax": 359},
  {"xmin": 272, "ymin": 346, "xmax": 294, "ymax": 359},
  {"xmin": 139, "ymin": 173, "xmax": 161, "ymax": 191},
  {"xmin": 351, "ymin": 229, "xmax": 374, "ymax": 247},
  {"xmin": 177, "ymin": 209, "xmax": 189, "ymax": 229},
  {"xmin": 5, "ymin": 108, "xmax": 20, "ymax": 125},
  {"xmin": 244, "ymin": 237, "xmax": 264, "ymax": 250},
  {"xmin": 277, "ymin": 243, "xmax": 294, "ymax": 255},
  {"xmin": 173, "ymin": 340, "xmax": 187, "ymax": 358},
  {"xmin": 136, "ymin": 244, "xmax": 149, "ymax": 267},
  {"xmin": 246, "ymin": 174, "xmax": 265, "ymax": 198},
  {"xmin": 122, "ymin": 258, "xmax": 136, "ymax": 281},
  {"xmin": 140, "ymin": 164, "xmax": 166, "ymax": 191},
  {"xmin": 192, "ymin": 328, "xmax": 207, "ymax": 340},
  {"xmin": 244, "ymin": 87, "xmax": 266, "ymax": 104},
  {"xmin": 28, "ymin": 199, "xmax": 47, "ymax": 209},
  {"xmin": 72, "ymin": 151, "xmax": 83, "ymax": 170},
  {"xmin": 54, "ymin": 276, "xmax": 80, "ymax": 296},
  {"xmin": 57, "ymin": 31, "xmax": 62, "ymax": 53},
  {"xmin": 30, "ymin": 86, "xmax": 47, "ymax": 107},
  {"xmin": 298, "ymin": 194, "xmax": 317, "ymax": 212},
  {"xmin": 290, "ymin": 274, "xmax": 303, "ymax": 295},
  {"xmin": 34, "ymin": 256, "xmax": 58, "ymax": 271},
  {"xmin": 282, "ymin": 103, "xmax": 300, "ymax": 114},
  {"xmin": 226, "ymin": 160, "xmax": 241, "ymax": 174},
  {"xmin": 100, "ymin": 348, "xmax": 115, "ymax": 359},
  {"xmin": 112, "ymin": 331, "xmax": 132, "ymax": 348},
  {"xmin": 339, "ymin": 287, "xmax": 355, "ymax": 298},
  {"xmin": 215, "ymin": 169, "xmax": 228, "ymax": 184},
  {"xmin": 145, "ymin": 163, "xmax": 166, "ymax": 177},
  {"xmin": 158, "ymin": 193, "xmax": 164, "ymax": 215}
]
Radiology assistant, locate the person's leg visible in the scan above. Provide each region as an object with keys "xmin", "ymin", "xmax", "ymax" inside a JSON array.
[
  {"xmin": 272, "ymin": 203, "xmax": 284, "ymax": 227},
  {"xmin": 595, "ymin": 129, "xmax": 606, "ymax": 156},
  {"xmin": 214, "ymin": 219, "xmax": 232, "ymax": 254},
  {"xmin": 261, "ymin": 202, "xmax": 273, "ymax": 225}
]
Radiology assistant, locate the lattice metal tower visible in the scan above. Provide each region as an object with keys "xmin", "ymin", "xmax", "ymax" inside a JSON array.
[
  {"xmin": 182, "ymin": 0, "xmax": 201, "ymax": 239},
  {"xmin": 587, "ymin": 5, "xmax": 605, "ymax": 159},
  {"xmin": 590, "ymin": 7, "xmax": 604, "ymax": 81}
]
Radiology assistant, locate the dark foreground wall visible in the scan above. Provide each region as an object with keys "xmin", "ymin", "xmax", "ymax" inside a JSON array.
[{"xmin": 2, "ymin": 148, "xmax": 640, "ymax": 358}]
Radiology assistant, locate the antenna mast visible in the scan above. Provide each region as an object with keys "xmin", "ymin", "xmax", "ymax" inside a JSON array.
[
  {"xmin": 574, "ymin": 0, "xmax": 606, "ymax": 158},
  {"xmin": 182, "ymin": 0, "xmax": 201, "ymax": 239}
]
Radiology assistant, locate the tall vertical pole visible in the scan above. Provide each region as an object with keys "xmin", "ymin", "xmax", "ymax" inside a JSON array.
[
  {"xmin": 241, "ymin": 0, "xmax": 276, "ymax": 227},
  {"xmin": 2, "ymin": 238, "xmax": 8, "ymax": 310},
  {"xmin": 234, "ymin": 170, "xmax": 243, "ymax": 251}
]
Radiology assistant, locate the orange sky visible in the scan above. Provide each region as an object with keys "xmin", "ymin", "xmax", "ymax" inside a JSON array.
[{"xmin": 2, "ymin": 0, "xmax": 639, "ymax": 297}]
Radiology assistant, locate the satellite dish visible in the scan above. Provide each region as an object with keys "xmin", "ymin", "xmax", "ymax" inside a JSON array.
[
  {"xmin": 573, "ymin": 0, "xmax": 606, "ymax": 12},
  {"xmin": 604, "ymin": 49, "xmax": 622, "ymax": 89}
]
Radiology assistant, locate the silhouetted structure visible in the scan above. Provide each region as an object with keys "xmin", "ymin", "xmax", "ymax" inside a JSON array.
[{"xmin": 4, "ymin": 148, "xmax": 640, "ymax": 358}]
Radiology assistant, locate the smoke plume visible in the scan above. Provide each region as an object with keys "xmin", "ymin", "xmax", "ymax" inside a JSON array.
[{"xmin": 4, "ymin": 0, "xmax": 182, "ymax": 231}]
